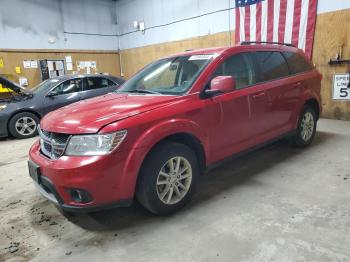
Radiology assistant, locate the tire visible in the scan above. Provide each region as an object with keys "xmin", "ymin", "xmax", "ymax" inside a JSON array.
[
  {"xmin": 8, "ymin": 112, "xmax": 39, "ymax": 139},
  {"xmin": 136, "ymin": 142, "xmax": 199, "ymax": 215},
  {"xmin": 290, "ymin": 105, "xmax": 317, "ymax": 147}
]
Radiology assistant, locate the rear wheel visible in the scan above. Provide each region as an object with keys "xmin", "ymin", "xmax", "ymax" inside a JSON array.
[
  {"xmin": 8, "ymin": 112, "xmax": 39, "ymax": 139},
  {"xmin": 290, "ymin": 105, "xmax": 317, "ymax": 147},
  {"xmin": 136, "ymin": 142, "xmax": 199, "ymax": 215}
]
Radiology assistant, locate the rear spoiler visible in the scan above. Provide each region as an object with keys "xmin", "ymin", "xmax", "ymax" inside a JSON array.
[{"xmin": 0, "ymin": 75, "xmax": 23, "ymax": 93}]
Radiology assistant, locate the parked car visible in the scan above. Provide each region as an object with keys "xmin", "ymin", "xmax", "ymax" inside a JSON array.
[
  {"xmin": 29, "ymin": 42, "xmax": 322, "ymax": 215},
  {"xmin": 0, "ymin": 74, "xmax": 124, "ymax": 138}
]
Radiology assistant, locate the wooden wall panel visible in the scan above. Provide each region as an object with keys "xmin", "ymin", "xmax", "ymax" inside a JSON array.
[
  {"xmin": 312, "ymin": 9, "xmax": 350, "ymax": 120},
  {"xmin": 0, "ymin": 50, "xmax": 121, "ymax": 88}
]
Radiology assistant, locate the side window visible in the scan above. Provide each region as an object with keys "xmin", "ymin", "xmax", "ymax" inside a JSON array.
[
  {"xmin": 255, "ymin": 52, "xmax": 289, "ymax": 82},
  {"xmin": 214, "ymin": 53, "xmax": 256, "ymax": 89},
  {"xmin": 86, "ymin": 77, "xmax": 114, "ymax": 90},
  {"xmin": 51, "ymin": 78, "xmax": 82, "ymax": 95},
  {"xmin": 283, "ymin": 52, "xmax": 313, "ymax": 74}
]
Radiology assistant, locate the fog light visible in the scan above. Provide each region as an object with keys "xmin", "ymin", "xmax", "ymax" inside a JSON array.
[{"xmin": 70, "ymin": 189, "xmax": 92, "ymax": 203}]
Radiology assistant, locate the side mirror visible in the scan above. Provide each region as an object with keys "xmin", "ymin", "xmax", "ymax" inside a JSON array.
[
  {"xmin": 46, "ymin": 92, "xmax": 57, "ymax": 98},
  {"xmin": 203, "ymin": 76, "xmax": 236, "ymax": 98}
]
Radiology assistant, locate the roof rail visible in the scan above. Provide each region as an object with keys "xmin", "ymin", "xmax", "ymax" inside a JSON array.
[{"xmin": 240, "ymin": 41, "xmax": 295, "ymax": 47}]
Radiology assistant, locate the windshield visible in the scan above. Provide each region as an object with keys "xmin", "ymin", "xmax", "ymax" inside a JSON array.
[
  {"xmin": 117, "ymin": 54, "xmax": 214, "ymax": 95},
  {"xmin": 30, "ymin": 78, "xmax": 60, "ymax": 93}
]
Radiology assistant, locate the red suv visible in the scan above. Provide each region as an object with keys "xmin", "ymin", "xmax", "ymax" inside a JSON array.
[{"xmin": 29, "ymin": 42, "xmax": 322, "ymax": 215}]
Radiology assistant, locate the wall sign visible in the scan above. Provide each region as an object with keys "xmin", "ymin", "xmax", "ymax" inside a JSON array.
[
  {"xmin": 333, "ymin": 74, "xmax": 350, "ymax": 100},
  {"xmin": 23, "ymin": 60, "xmax": 38, "ymax": 69},
  {"xmin": 23, "ymin": 60, "xmax": 31, "ymax": 68}
]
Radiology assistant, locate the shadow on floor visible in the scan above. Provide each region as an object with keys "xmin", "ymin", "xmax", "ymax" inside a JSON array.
[{"xmin": 31, "ymin": 131, "xmax": 336, "ymax": 232}]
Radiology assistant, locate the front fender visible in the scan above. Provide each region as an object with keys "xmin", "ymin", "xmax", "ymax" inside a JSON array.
[
  {"xmin": 133, "ymin": 118, "xmax": 209, "ymax": 152},
  {"xmin": 110, "ymin": 118, "xmax": 210, "ymax": 199}
]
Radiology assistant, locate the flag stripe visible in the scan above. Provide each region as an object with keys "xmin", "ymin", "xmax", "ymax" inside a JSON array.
[
  {"xmin": 278, "ymin": 0, "xmax": 287, "ymax": 43},
  {"xmin": 292, "ymin": 0, "xmax": 302, "ymax": 47},
  {"xmin": 266, "ymin": 0, "xmax": 274, "ymax": 42},
  {"xmin": 284, "ymin": 0, "xmax": 295, "ymax": 44},
  {"xmin": 305, "ymin": 0, "xmax": 317, "ymax": 58},
  {"xmin": 244, "ymin": 5, "xmax": 251, "ymax": 41},
  {"xmin": 273, "ymin": 0, "xmax": 280, "ymax": 42},
  {"xmin": 240, "ymin": 7, "xmax": 246, "ymax": 42},
  {"xmin": 261, "ymin": 0, "xmax": 268, "ymax": 41},
  {"xmin": 250, "ymin": 4, "xmax": 257, "ymax": 42},
  {"xmin": 256, "ymin": 1, "xmax": 262, "ymax": 41},
  {"xmin": 236, "ymin": 5, "xmax": 241, "ymax": 44},
  {"xmin": 298, "ymin": 0, "xmax": 309, "ymax": 50}
]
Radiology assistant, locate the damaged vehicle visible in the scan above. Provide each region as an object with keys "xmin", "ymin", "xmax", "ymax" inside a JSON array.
[{"xmin": 0, "ymin": 74, "xmax": 124, "ymax": 139}]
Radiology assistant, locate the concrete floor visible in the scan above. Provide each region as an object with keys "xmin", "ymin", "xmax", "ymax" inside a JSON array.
[{"xmin": 0, "ymin": 118, "xmax": 349, "ymax": 262}]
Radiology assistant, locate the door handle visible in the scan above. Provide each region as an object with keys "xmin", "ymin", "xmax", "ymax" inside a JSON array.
[
  {"xmin": 293, "ymin": 82, "xmax": 302, "ymax": 88},
  {"xmin": 252, "ymin": 92, "xmax": 266, "ymax": 99}
]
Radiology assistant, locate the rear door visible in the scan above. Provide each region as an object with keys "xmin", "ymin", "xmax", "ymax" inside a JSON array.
[
  {"xmin": 250, "ymin": 51, "xmax": 292, "ymax": 144},
  {"xmin": 41, "ymin": 78, "xmax": 83, "ymax": 115},
  {"xmin": 81, "ymin": 77, "xmax": 117, "ymax": 100}
]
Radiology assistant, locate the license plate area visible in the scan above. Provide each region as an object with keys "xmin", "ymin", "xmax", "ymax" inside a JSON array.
[{"xmin": 28, "ymin": 160, "xmax": 41, "ymax": 183}]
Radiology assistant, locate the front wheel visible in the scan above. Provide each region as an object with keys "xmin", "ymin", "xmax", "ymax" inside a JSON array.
[
  {"xmin": 290, "ymin": 105, "xmax": 317, "ymax": 147},
  {"xmin": 136, "ymin": 142, "xmax": 199, "ymax": 215},
  {"xmin": 8, "ymin": 112, "xmax": 39, "ymax": 139}
]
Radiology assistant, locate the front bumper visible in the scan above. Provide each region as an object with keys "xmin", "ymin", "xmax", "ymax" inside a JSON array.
[
  {"xmin": 0, "ymin": 114, "xmax": 9, "ymax": 138},
  {"xmin": 28, "ymin": 139, "xmax": 139, "ymax": 212},
  {"xmin": 33, "ymin": 178, "xmax": 132, "ymax": 212}
]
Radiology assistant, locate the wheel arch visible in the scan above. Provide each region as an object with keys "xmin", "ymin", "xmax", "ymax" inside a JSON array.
[
  {"xmin": 304, "ymin": 98, "xmax": 320, "ymax": 120},
  {"xmin": 7, "ymin": 109, "xmax": 41, "ymax": 132},
  {"xmin": 144, "ymin": 132, "xmax": 207, "ymax": 175}
]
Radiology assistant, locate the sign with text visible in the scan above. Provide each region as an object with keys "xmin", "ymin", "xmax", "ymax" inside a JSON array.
[{"xmin": 333, "ymin": 74, "xmax": 350, "ymax": 100}]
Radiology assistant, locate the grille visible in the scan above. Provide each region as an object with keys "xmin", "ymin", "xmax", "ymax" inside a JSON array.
[{"xmin": 38, "ymin": 126, "xmax": 71, "ymax": 160}]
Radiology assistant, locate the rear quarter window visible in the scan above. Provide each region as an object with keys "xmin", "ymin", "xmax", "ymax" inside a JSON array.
[
  {"xmin": 283, "ymin": 51, "xmax": 313, "ymax": 74},
  {"xmin": 255, "ymin": 51, "xmax": 289, "ymax": 82}
]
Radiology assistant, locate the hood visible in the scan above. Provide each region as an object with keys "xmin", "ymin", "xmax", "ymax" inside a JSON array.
[
  {"xmin": 0, "ymin": 76, "xmax": 30, "ymax": 93},
  {"xmin": 0, "ymin": 76, "xmax": 22, "ymax": 93},
  {"xmin": 41, "ymin": 93, "xmax": 180, "ymax": 134}
]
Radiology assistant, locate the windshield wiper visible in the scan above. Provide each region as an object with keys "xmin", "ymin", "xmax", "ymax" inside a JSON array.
[{"xmin": 127, "ymin": 89, "xmax": 161, "ymax": 94}]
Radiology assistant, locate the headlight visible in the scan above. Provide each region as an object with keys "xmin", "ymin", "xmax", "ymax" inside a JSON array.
[
  {"xmin": 65, "ymin": 130, "xmax": 127, "ymax": 156},
  {"xmin": 0, "ymin": 104, "xmax": 7, "ymax": 111}
]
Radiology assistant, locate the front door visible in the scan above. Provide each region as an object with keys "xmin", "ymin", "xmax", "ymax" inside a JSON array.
[
  {"xmin": 42, "ymin": 78, "xmax": 83, "ymax": 115},
  {"xmin": 205, "ymin": 52, "xmax": 258, "ymax": 162}
]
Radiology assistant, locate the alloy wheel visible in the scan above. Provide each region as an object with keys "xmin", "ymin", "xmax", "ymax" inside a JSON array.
[
  {"xmin": 15, "ymin": 116, "xmax": 37, "ymax": 136},
  {"xmin": 300, "ymin": 112, "xmax": 314, "ymax": 142},
  {"xmin": 156, "ymin": 156, "xmax": 192, "ymax": 205}
]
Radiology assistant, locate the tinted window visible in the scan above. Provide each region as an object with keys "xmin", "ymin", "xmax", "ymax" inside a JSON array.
[
  {"xmin": 214, "ymin": 53, "xmax": 256, "ymax": 89},
  {"xmin": 86, "ymin": 77, "xmax": 115, "ymax": 90},
  {"xmin": 283, "ymin": 52, "xmax": 313, "ymax": 74},
  {"xmin": 51, "ymin": 78, "xmax": 82, "ymax": 95},
  {"xmin": 255, "ymin": 52, "xmax": 289, "ymax": 81}
]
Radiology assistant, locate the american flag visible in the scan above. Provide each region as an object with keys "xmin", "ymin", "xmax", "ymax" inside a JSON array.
[{"xmin": 235, "ymin": 0, "xmax": 318, "ymax": 58}]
